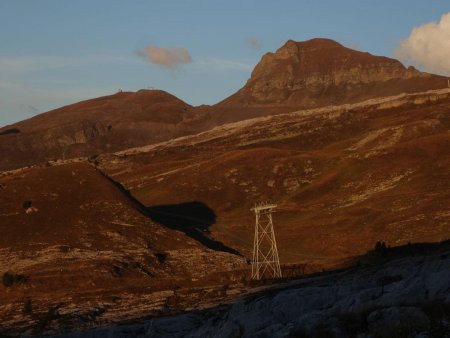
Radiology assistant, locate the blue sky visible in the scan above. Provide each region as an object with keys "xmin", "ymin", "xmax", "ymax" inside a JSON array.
[{"xmin": 0, "ymin": 0, "xmax": 449, "ymax": 126}]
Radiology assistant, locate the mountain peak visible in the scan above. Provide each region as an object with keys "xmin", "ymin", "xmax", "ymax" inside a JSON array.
[
  {"xmin": 283, "ymin": 38, "xmax": 343, "ymax": 49},
  {"xmin": 270, "ymin": 38, "xmax": 344, "ymax": 60},
  {"xmin": 217, "ymin": 38, "xmax": 445, "ymax": 111}
]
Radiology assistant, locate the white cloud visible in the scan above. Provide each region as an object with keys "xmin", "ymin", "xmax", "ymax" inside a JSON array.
[{"xmin": 395, "ymin": 12, "xmax": 450, "ymax": 75}]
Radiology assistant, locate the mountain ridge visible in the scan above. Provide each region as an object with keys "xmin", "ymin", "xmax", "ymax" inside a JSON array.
[{"xmin": 0, "ymin": 37, "xmax": 448, "ymax": 170}]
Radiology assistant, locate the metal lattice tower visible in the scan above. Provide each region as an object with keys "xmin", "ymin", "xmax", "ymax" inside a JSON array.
[{"xmin": 251, "ymin": 202, "xmax": 282, "ymax": 280}]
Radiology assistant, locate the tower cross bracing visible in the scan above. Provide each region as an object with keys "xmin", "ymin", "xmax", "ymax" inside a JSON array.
[{"xmin": 251, "ymin": 202, "xmax": 282, "ymax": 280}]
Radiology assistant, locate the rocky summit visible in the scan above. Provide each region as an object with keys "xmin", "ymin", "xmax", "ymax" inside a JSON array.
[{"xmin": 212, "ymin": 38, "xmax": 447, "ymax": 123}]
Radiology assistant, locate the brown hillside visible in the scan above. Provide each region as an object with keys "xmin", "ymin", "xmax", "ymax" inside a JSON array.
[
  {"xmin": 98, "ymin": 90, "xmax": 450, "ymax": 265},
  {"xmin": 0, "ymin": 162, "xmax": 244, "ymax": 334},
  {"xmin": 0, "ymin": 90, "xmax": 207, "ymax": 171}
]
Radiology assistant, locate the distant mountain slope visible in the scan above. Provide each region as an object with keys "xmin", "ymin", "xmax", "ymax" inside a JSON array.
[
  {"xmin": 1, "ymin": 38, "xmax": 448, "ymax": 171},
  {"xmin": 0, "ymin": 90, "xmax": 207, "ymax": 170}
]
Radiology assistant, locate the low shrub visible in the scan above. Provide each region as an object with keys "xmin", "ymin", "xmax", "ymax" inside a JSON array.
[
  {"xmin": 2, "ymin": 272, "xmax": 13, "ymax": 287},
  {"xmin": 374, "ymin": 241, "xmax": 388, "ymax": 255},
  {"xmin": 23, "ymin": 299, "xmax": 33, "ymax": 315},
  {"xmin": 155, "ymin": 252, "xmax": 167, "ymax": 263},
  {"xmin": 22, "ymin": 200, "xmax": 32, "ymax": 209},
  {"xmin": 2, "ymin": 272, "xmax": 28, "ymax": 287}
]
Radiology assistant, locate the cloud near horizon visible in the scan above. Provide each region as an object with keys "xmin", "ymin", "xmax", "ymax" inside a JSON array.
[
  {"xmin": 395, "ymin": 12, "xmax": 450, "ymax": 75},
  {"xmin": 138, "ymin": 45, "xmax": 192, "ymax": 69}
]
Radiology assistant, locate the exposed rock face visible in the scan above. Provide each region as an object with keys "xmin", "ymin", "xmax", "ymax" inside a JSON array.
[
  {"xmin": 52, "ymin": 244, "xmax": 450, "ymax": 337},
  {"xmin": 252, "ymin": 39, "xmax": 417, "ymax": 89},
  {"xmin": 213, "ymin": 38, "xmax": 447, "ymax": 123}
]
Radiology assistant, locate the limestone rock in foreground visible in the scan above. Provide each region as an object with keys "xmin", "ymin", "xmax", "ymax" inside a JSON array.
[{"xmin": 60, "ymin": 247, "xmax": 450, "ymax": 337}]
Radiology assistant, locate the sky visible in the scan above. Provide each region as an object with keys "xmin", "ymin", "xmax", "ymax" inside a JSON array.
[{"xmin": 0, "ymin": 0, "xmax": 449, "ymax": 127}]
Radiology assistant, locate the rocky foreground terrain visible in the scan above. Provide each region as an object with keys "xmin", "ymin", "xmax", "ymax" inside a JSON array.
[
  {"xmin": 0, "ymin": 163, "xmax": 246, "ymax": 336},
  {"xmin": 55, "ymin": 242, "xmax": 450, "ymax": 338}
]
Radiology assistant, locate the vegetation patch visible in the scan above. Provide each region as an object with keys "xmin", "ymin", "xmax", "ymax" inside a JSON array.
[
  {"xmin": 2, "ymin": 272, "xmax": 28, "ymax": 287},
  {"xmin": 58, "ymin": 245, "xmax": 71, "ymax": 253},
  {"xmin": 155, "ymin": 252, "xmax": 167, "ymax": 263},
  {"xmin": 374, "ymin": 241, "xmax": 388, "ymax": 255},
  {"xmin": 34, "ymin": 303, "xmax": 63, "ymax": 334},
  {"xmin": 22, "ymin": 200, "xmax": 32, "ymax": 209},
  {"xmin": 23, "ymin": 299, "xmax": 33, "ymax": 316}
]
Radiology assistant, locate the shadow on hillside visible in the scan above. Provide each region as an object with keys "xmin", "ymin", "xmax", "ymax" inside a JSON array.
[
  {"xmin": 98, "ymin": 170, "xmax": 241, "ymax": 256},
  {"xmin": 147, "ymin": 202, "xmax": 241, "ymax": 256}
]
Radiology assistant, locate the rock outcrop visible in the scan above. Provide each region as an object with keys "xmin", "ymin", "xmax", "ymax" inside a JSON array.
[
  {"xmin": 226, "ymin": 38, "xmax": 446, "ymax": 105},
  {"xmin": 213, "ymin": 38, "xmax": 447, "ymax": 123},
  {"xmin": 54, "ymin": 243, "xmax": 450, "ymax": 337}
]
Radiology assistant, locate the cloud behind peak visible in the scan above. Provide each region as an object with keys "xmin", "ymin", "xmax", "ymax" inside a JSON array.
[{"xmin": 395, "ymin": 12, "xmax": 450, "ymax": 75}]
